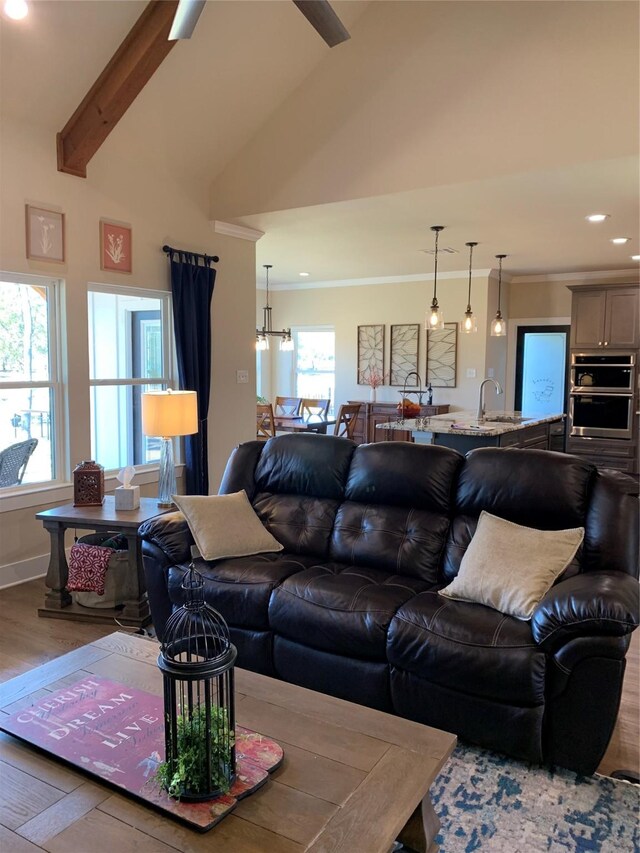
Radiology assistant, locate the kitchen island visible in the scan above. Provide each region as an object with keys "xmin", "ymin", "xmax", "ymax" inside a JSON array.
[{"xmin": 377, "ymin": 410, "xmax": 565, "ymax": 453}]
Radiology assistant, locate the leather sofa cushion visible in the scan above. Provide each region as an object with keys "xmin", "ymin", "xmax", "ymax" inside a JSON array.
[
  {"xmin": 330, "ymin": 501, "xmax": 450, "ymax": 584},
  {"xmin": 455, "ymin": 448, "xmax": 594, "ymax": 529},
  {"xmin": 253, "ymin": 493, "xmax": 340, "ymax": 558},
  {"xmin": 444, "ymin": 448, "xmax": 595, "ymax": 580},
  {"xmin": 167, "ymin": 552, "xmax": 315, "ymax": 630},
  {"xmin": 345, "ymin": 442, "xmax": 463, "ymax": 512},
  {"xmin": 388, "ymin": 590, "xmax": 546, "ymax": 705},
  {"xmin": 254, "ymin": 433, "xmax": 355, "ymax": 500},
  {"xmin": 269, "ymin": 562, "xmax": 429, "ymax": 659}
]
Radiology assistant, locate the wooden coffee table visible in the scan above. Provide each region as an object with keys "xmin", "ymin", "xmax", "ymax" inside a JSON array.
[{"xmin": 0, "ymin": 632, "xmax": 456, "ymax": 852}]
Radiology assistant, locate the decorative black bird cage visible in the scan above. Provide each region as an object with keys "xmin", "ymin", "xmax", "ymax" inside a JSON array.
[{"xmin": 157, "ymin": 566, "xmax": 237, "ymax": 801}]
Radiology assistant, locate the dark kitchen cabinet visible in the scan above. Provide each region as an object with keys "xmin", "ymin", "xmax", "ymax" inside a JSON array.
[
  {"xmin": 569, "ymin": 285, "xmax": 639, "ymax": 349},
  {"xmin": 348, "ymin": 401, "xmax": 450, "ymax": 444}
]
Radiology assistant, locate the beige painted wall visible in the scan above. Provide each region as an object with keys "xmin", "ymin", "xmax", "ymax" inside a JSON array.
[
  {"xmin": 211, "ymin": 1, "xmax": 638, "ymax": 219},
  {"xmin": 262, "ymin": 274, "xmax": 502, "ymax": 414},
  {"xmin": 509, "ymin": 272, "xmax": 639, "ymax": 320},
  {"xmin": 0, "ymin": 115, "xmax": 256, "ymax": 584}
]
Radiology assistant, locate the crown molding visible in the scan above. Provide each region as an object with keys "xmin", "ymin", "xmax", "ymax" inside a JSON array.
[
  {"xmin": 262, "ymin": 269, "xmax": 492, "ymax": 291},
  {"xmin": 212, "ymin": 221, "xmax": 264, "ymax": 242},
  {"xmin": 510, "ymin": 268, "xmax": 638, "ymax": 285}
]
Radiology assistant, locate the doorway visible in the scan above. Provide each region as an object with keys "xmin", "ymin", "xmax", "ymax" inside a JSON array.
[{"xmin": 514, "ymin": 326, "xmax": 570, "ymax": 416}]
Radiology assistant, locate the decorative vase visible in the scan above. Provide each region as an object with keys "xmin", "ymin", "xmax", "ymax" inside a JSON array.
[{"xmin": 369, "ymin": 387, "xmax": 377, "ymax": 402}]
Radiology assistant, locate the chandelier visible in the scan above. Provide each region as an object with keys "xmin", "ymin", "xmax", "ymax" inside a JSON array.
[{"xmin": 256, "ymin": 265, "xmax": 294, "ymax": 352}]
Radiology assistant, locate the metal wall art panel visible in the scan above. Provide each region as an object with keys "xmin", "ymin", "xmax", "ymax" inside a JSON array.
[
  {"xmin": 357, "ymin": 324, "xmax": 385, "ymax": 384},
  {"xmin": 427, "ymin": 322, "xmax": 458, "ymax": 387},
  {"xmin": 390, "ymin": 324, "xmax": 420, "ymax": 386}
]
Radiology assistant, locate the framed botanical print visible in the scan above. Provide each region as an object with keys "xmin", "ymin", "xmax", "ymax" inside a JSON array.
[
  {"xmin": 390, "ymin": 324, "xmax": 420, "ymax": 386},
  {"xmin": 357, "ymin": 324, "xmax": 385, "ymax": 385},
  {"xmin": 25, "ymin": 205, "xmax": 65, "ymax": 263},
  {"xmin": 100, "ymin": 219, "xmax": 132, "ymax": 273},
  {"xmin": 427, "ymin": 322, "xmax": 458, "ymax": 387}
]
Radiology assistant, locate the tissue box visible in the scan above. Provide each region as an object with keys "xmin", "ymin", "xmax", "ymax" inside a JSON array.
[{"xmin": 114, "ymin": 485, "xmax": 140, "ymax": 510}]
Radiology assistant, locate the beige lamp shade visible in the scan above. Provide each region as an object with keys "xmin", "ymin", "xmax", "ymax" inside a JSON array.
[{"xmin": 142, "ymin": 390, "xmax": 198, "ymax": 437}]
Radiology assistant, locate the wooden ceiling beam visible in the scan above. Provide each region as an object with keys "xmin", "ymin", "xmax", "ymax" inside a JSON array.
[{"xmin": 57, "ymin": 0, "xmax": 179, "ymax": 178}]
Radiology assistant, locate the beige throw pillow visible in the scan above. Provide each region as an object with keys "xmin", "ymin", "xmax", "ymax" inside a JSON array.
[
  {"xmin": 172, "ymin": 491, "xmax": 283, "ymax": 562},
  {"xmin": 438, "ymin": 511, "xmax": 584, "ymax": 620}
]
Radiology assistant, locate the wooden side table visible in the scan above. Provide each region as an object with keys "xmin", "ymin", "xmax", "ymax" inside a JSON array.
[{"xmin": 36, "ymin": 496, "xmax": 171, "ymax": 628}]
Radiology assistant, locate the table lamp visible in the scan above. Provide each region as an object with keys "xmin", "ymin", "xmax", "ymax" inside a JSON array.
[{"xmin": 142, "ymin": 389, "xmax": 198, "ymax": 507}]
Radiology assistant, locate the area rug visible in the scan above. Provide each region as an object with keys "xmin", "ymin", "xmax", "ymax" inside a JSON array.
[{"xmin": 429, "ymin": 743, "xmax": 639, "ymax": 852}]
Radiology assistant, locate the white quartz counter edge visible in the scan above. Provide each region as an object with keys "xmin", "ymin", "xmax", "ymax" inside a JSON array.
[{"xmin": 377, "ymin": 411, "xmax": 564, "ymax": 438}]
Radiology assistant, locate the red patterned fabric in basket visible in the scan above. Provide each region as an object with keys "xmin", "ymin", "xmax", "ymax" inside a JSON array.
[{"xmin": 67, "ymin": 543, "xmax": 112, "ymax": 595}]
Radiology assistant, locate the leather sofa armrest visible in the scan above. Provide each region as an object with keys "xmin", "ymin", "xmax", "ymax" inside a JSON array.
[
  {"xmin": 138, "ymin": 511, "xmax": 194, "ymax": 565},
  {"xmin": 532, "ymin": 571, "xmax": 639, "ymax": 652}
]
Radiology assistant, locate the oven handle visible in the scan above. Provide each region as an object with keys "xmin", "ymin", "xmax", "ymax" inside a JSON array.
[{"xmin": 570, "ymin": 388, "xmax": 634, "ymax": 396}]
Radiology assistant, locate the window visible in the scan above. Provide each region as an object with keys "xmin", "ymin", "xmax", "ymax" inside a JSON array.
[
  {"xmin": 0, "ymin": 275, "xmax": 62, "ymax": 488},
  {"xmin": 88, "ymin": 286, "xmax": 172, "ymax": 471},
  {"xmin": 293, "ymin": 328, "xmax": 335, "ymax": 411}
]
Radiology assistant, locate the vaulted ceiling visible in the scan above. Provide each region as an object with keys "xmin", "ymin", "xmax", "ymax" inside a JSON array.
[{"xmin": 1, "ymin": 1, "xmax": 638, "ymax": 283}]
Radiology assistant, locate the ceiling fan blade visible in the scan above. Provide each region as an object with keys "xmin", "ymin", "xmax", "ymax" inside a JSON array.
[
  {"xmin": 292, "ymin": 0, "xmax": 350, "ymax": 48},
  {"xmin": 168, "ymin": 0, "xmax": 206, "ymax": 40}
]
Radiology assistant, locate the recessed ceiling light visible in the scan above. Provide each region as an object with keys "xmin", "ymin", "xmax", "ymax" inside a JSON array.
[
  {"xmin": 632, "ymin": 255, "xmax": 640, "ymax": 262},
  {"xmin": 585, "ymin": 213, "xmax": 609, "ymax": 223},
  {"xmin": 299, "ymin": 272, "xmax": 310, "ymax": 277},
  {"xmin": 611, "ymin": 237, "xmax": 630, "ymax": 244},
  {"xmin": 3, "ymin": 0, "xmax": 28, "ymax": 19}
]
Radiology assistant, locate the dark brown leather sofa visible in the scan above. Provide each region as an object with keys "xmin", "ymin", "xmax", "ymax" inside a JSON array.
[{"xmin": 139, "ymin": 435, "xmax": 639, "ymax": 774}]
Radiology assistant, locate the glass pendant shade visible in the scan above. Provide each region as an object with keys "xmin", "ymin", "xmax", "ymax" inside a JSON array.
[
  {"xmin": 425, "ymin": 225, "xmax": 445, "ymax": 331},
  {"xmin": 490, "ymin": 312, "xmax": 506, "ymax": 336},
  {"xmin": 490, "ymin": 254, "xmax": 507, "ymax": 337},
  {"xmin": 461, "ymin": 241, "xmax": 478, "ymax": 334},
  {"xmin": 280, "ymin": 332, "xmax": 294, "ymax": 352},
  {"xmin": 461, "ymin": 309, "xmax": 477, "ymax": 334},
  {"xmin": 427, "ymin": 300, "xmax": 444, "ymax": 331},
  {"xmin": 256, "ymin": 333, "xmax": 269, "ymax": 351}
]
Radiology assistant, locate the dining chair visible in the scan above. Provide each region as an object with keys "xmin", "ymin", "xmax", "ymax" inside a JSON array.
[
  {"xmin": 256, "ymin": 404, "xmax": 276, "ymax": 440},
  {"xmin": 0, "ymin": 438, "xmax": 38, "ymax": 488},
  {"xmin": 274, "ymin": 396, "xmax": 302, "ymax": 416},
  {"xmin": 334, "ymin": 403, "xmax": 361, "ymax": 440},
  {"xmin": 300, "ymin": 398, "xmax": 331, "ymax": 418}
]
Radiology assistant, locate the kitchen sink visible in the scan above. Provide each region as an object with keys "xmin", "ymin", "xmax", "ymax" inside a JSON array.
[{"xmin": 484, "ymin": 415, "xmax": 531, "ymax": 424}]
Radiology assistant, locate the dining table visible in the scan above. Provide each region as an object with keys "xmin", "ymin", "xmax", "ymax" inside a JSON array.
[{"xmin": 274, "ymin": 413, "xmax": 337, "ymax": 434}]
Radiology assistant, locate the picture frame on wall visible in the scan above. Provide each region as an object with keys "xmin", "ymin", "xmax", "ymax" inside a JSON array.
[
  {"xmin": 25, "ymin": 205, "xmax": 65, "ymax": 263},
  {"xmin": 357, "ymin": 324, "xmax": 385, "ymax": 384},
  {"xmin": 390, "ymin": 324, "xmax": 420, "ymax": 386},
  {"xmin": 427, "ymin": 322, "xmax": 458, "ymax": 387},
  {"xmin": 100, "ymin": 219, "xmax": 132, "ymax": 273}
]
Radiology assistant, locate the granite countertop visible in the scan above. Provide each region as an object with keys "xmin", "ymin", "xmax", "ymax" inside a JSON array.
[{"xmin": 377, "ymin": 411, "xmax": 564, "ymax": 438}]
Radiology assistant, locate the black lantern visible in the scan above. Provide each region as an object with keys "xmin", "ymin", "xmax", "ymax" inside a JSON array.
[{"xmin": 158, "ymin": 566, "xmax": 237, "ymax": 801}]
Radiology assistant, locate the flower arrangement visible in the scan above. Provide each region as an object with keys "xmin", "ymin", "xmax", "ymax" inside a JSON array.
[{"xmin": 360, "ymin": 368, "xmax": 388, "ymax": 401}]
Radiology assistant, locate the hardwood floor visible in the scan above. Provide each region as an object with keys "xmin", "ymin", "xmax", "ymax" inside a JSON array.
[{"xmin": 0, "ymin": 578, "xmax": 638, "ymax": 777}]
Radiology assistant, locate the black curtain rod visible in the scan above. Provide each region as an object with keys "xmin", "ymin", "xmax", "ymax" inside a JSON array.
[{"xmin": 162, "ymin": 244, "xmax": 219, "ymax": 264}]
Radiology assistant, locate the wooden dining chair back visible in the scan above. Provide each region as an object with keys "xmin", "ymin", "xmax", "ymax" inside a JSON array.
[
  {"xmin": 300, "ymin": 398, "xmax": 331, "ymax": 419},
  {"xmin": 274, "ymin": 396, "xmax": 302, "ymax": 416},
  {"xmin": 334, "ymin": 403, "xmax": 361, "ymax": 440},
  {"xmin": 256, "ymin": 404, "xmax": 276, "ymax": 440}
]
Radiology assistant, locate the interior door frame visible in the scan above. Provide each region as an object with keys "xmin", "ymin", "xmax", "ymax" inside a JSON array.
[
  {"xmin": 514, "ymin": 324, "xmax": 570, "ymax": 413},
  {"xmin": 506, "ymin": 316, "xmax": 571, "ymax": 411}
]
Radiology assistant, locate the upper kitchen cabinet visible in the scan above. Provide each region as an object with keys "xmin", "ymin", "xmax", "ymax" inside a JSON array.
[{"xmin": 568, "ymin": 285, "xmax": 639, "ymax": 349}]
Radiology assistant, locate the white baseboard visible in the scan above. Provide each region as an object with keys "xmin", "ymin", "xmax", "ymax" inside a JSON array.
[{"xmin": 0, "ymin": 548, "xmax": 70, "ymax": 590}]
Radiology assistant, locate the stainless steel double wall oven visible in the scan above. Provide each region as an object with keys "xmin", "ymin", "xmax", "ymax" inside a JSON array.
[{"xmin": 569, "ymin": 352, "xmax": 636, "ymax": 440}]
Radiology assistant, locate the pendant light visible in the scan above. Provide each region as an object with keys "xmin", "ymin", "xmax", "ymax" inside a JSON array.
[
  {"xmin": 426, "ymin": 225, "xmax": 445, "ymax": 331},
  {"xmin": 490, "ymin": 254, "xmax": 507, "ymax": 337},
  {"xmin": 461, "ymin": 241, "xmax": 478, "ymax": 334},
  {"xmin": 255, "ymin": 264, "xmax": 294, "ymax": 352}
]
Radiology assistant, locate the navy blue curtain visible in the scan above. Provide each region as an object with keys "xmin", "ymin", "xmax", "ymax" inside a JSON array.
[{"xmin": 169, "ymin": 250, "xmax": 216, "ymax": 495}]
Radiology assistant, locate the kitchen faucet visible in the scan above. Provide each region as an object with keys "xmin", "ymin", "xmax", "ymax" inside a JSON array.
[
  {"xmin": 477, "ymin": 378, "xmax": 503, "ymax": 422},
  {"xmin": 402, "ymin": 371, "xmax": 424, "ymax": 404}
]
